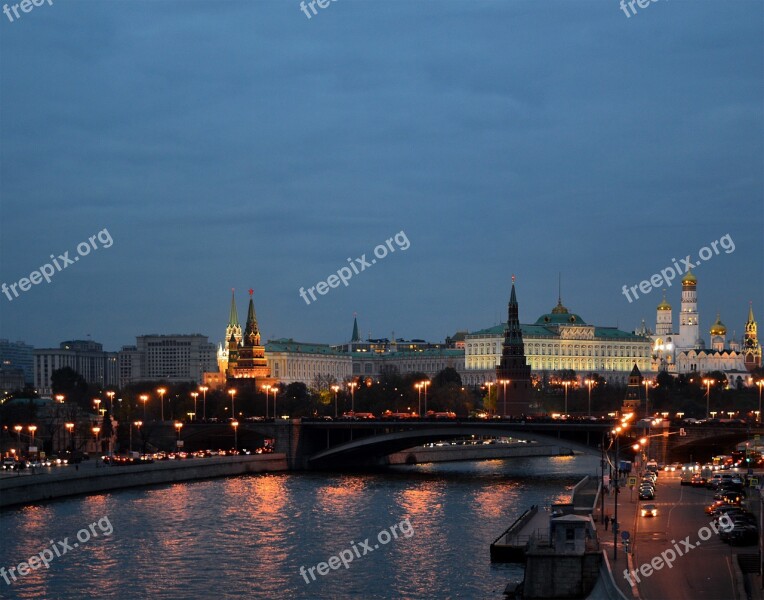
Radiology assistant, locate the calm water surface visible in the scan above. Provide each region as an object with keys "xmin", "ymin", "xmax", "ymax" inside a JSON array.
[{"xmin": 0, "ymin": 455, "xmax": 600, "ymax": 600}]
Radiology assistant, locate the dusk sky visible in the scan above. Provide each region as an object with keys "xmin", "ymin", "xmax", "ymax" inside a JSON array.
[{"xmin": 1, "ymin": 0, "xmax": 762, "ymax": 352}]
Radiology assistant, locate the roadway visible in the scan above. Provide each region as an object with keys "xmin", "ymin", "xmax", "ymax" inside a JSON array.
[{"xmin": 602, "ymin": 471, "xmax": 760, "ymax": 600}]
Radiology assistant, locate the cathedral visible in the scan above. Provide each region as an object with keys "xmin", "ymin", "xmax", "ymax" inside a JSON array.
[{"xmin": 650, "ymin": 270, "xmax": 761, "ymax": 387}]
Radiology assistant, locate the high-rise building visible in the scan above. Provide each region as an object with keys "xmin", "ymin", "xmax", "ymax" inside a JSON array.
[
  {"xmin": 0, "ymin": 339, "xmax": 34, "ymax": 384},
  {"xmin": 34, "ymin": 340, "xmax": 118, "ymax": 394},
  {"xmin": 117, "ymin": 335, "xmax": 217, "ymax": 386}
]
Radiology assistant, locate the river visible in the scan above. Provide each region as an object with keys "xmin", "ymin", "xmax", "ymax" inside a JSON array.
[{"xmin": 0, "ymin": 454, "xmax": 601, "ymax": 599}]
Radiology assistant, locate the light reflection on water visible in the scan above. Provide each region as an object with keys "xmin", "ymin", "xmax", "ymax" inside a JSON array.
[{"xmin": 0, "ymin": 455, "xmax": 599, "ymax": 599}]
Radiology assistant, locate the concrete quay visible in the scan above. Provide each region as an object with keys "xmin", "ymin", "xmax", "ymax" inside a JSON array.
[
  {"xmin": 0, "ymin": 454, "xmax": 288, "ymax": 510},
  {"xmin": 387, "ymin": 441, "xmax": 575, "ymax": 465}
]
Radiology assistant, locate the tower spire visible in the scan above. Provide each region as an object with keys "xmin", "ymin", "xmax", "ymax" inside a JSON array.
[
  {"xmin": 228, "ymin": 288, "xmax": 239, "ymax": 328},
  {"xmin": 351, "ymin": 312, "xmax": 360, "ymax": 342}
]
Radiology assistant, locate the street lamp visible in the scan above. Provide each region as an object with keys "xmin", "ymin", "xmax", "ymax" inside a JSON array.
[
  {"xmin": 703, "ymin": 378, "xmax": 714, "ymax": 420},
  {"xmin": 174, "ymin": 422, "xmax": 183, "ymax": 448},
  {"xmin": 14, "ymin": 425, "xmax": 22, "ymax": 456},
  {"xmin": 231, "ymin": 420, "xmax": 239, "ymax": 451},
  {"xmin": 271, "ymin": 385, "xmax": 278, "ymax": 419},
  {"xmin": 562, "ymin": 381, "xmax": 571, "ymax": 416},
  {"xmin": 130, "ymin": 420, "xmax": 143, "ymax": 453},
  {"xmin": 140, "ymin": 394, "xmax": 149, "ymax": 420},
  {"xmin": 55, "ymin": 394, "xmax": 65, "ymax": 404},
  {"xmin": 191, "ymin": 392, "xmax": 199, "ymax": 419},
  {"xmin": 331, "ymin": 385, "xmax": 340, "ymax": 418},
  {"xmin": 92, "ymin": 426, "xmax": 101, "ymax": 454},
  {"xmin": 199, "ymin": 386, "xmax": 209, "ymax": 421},
  {"xmin": 422, "ymin": 380, "xmax": 431, "ymax": 415},
  {"xmin": 348, "ymin": 381, "xmax": 358, "ymax": 413},
  {"xmin": 65, "ymin": 422, "xmax": 75, "ymax": 452},
  {"xmin": 757, "ymin": 381, "xmax": 764, "ymax": 424},
  {"xmin": 228, "ymin": 389, "xmax": 237, "ymax": 419},
  {"xmin": 262, "ymin": 385, "xmax": 271, "ymax": 419},
  {"xmin": 106, "ymin": 391, "xmax": 115, "ymax": 413},
  {"xmin": 584, "ymin": 379, "xmax": 594, "ymax": 417},
  {"xmin": 484, "ymin": 381, "xmax": 495, "ymax": 417},
  {"xmin": 94, "ymin": 398, "xmax": 101, "ymax": 415},
  {"xmin": 28, "ymin": 424, "xmax": 37, "ymax": 446},
  {"xmin": 643, "ymin": 379, "xmax": 653, "ymax": 419},
  {"xmin": 415, "ymin": 383, "xmax": 423, "ymax": 416},
  {"xmin": 611, "ymin": 420, "xmax": 630, "ymax": 560},
  {"xmin": 157, "ymin": 388, "xmax": 167, "ymax": 422},
  {"xmin": 499, "ymin": 379, "xmax": 510, "ymax": 417}
]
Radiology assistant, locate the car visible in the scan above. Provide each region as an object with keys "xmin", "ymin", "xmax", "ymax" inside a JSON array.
[
  {"xmin": 639, "ymin": 489, "xmax": 655, "ymax": 500},
  {"xmin": 641, "ymin": 504, "xmax": 658, "ymax": 517},
  {"xmin": 690, "ymin": 475, "xmax": 707, "ymax": 487},
  {"xmin": 721, "ymin": 525, "xmax": 759, "ymax": 546}
]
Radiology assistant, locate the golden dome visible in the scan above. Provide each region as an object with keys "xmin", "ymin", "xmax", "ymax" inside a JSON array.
[
  {"xmin": 710, "ymin": 313, "xmax": 727, "ymax": 336},
  {"xmin": 657, "ymin": 292, "xmax": 671, "ymax": 311},
  {"xmin": 682, "ymin": 270, "xmax": 697, "ymax": 285}
]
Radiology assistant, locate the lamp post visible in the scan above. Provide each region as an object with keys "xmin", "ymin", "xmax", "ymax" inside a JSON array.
[
  {"xmin": 157, "ymin": 388, "xmax": 167, "ymax": 422},
  {"xmin": 14, "ymin": 425, "xmax": 22, "ymax": 456},
  {"xmin": 92, "ymin": 426, "xmax": 101, "ymax": 454},
  {"xmin": 228, "ymin": 389, "xmax": 237, "ymax": 420},
  {"xmin": 28, "ymin": 424, "xmax": 37, "ymax": 446},
  {"xmin": 199, "ymin": 386, "xmax": 209, "ymax": 421},
  {"xmin": 415, "ymin": 383, "xmax": 422, "ymax": 416},
  {"xmin": 271, "ymin": 386, "xmax": 278, "ymax": 419},
  {"xmin": 94, "ymin": 398, "xmax": 101, "ymax": 416},
  {"xmin": 484, "ymin": 381, "xmax": 495, "ymax": 417},
  {"xmin": 140, "ymin": 394, "xmax": 149, "ymax": 420},
  {"xmin": 130, "ymin": 420, "xmax": 142, "ymax": 453},
  {"xmin": 757, "ymin": 381, "xmax": 764, "ymax": 424},
  {"xmin": 499, "ymin": 379, "xmax": 510, "ymax": 418},
  {"xmin": 231, "ymin": 420, "xmax": 239, "ymax": 452},
  {"xmin": 348, "ymin": 381, "xmax": 358, "ymax": 413},
  {"xmin": 643, "ymin": 379, "xmax": 653, "ymax": 419},
  {"xmin": 562, "ymin": 381, "xmax": 571, "ymax": 416},
  {"xmin": 174, "ymin": 422, "xmax": 183, "ymax": 449},
  {"xmin": 703, "ymin": 378, "xmax": 713, "ymax": 420},
  {"xmin": 65, "ymin": 422, "xmax": 74, "ymax": 452},
  {"xmin": 191, "ymin": 392, "xmax": 199, "ymax": 420},
  {"xmin": 106, "ymin": 390, "xmax": 115, "ymax": 414},
  {"xmin": 422, "ymin": 380, "xmax": 431, "ymax": 415},
  {"xmin": 585, "ymin": 379, "xmax": 594, "ymax": 417},
  {"xmin": 262, "ymin": 385, "xmax": 271, "ymax": 419},
  {"xmin": 331, "ymin": 385, "xmax": 340, "ymax": 418}
]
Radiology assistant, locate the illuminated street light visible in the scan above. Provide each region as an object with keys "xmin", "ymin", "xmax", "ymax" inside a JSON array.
[
  {"xmin": 191, "ymin": 392, "xmax": 199, "ymax": 420},
  {"xmin": 483, "ymin": 382, "xmax": 495, "ymax": 417},
  {"xmin": 348, "ymin": 381, "xmax": 358, "ymax": 413},
  {"xmin": 106, "ymin": 391, "xmax": 115, "ymax": 413},
  {"xmin": 331, "ymin": 385, "xmax": 340, "ymax": 418},
  {"xmin": 231, "ymin": 420, "xmax": 239, "ymax": 451},
  {"xmin": 422, "ymin": 381, "xmax": 431, "ymax": 415},
  {"xmin": 14, "ymin": 425, "xmax": 22, "ymax": 455},
  {"xmin": 199, "ymin": 386, "xmax": 209, "ymax": 421},
  {"xmin": 584, "ymin": 379, "xmax": 594, "ymax": 417},
  {"xmin": 228, "ymin": 389, "xmax": 237, "ymax": 419},
  {"xmin": 140, "ymin": 394, "xmax": 149, "ymax": 420},
  {"xmin": 499, "ymin": 379, "xmax": 510, "ymax": 418},
  {"xmin": 65, "ymin": 422, "xmax": 75, "ymax": 452},
  {"xmin": 157, "ymin": 388, "xmax": 167, "ymax": 422},
  {"xmin": 757, "ymin": 381, "xmax": 764, "ymax": 424},
  {"xmin": 562, "ymin": 381, "xmax": 571, "ymax": 416},
  {"xmin": 703, "ymin": 378, "xmax": 714, "ymax": 420},
  {"xmin": 262, "ymin": 385, "xmax": 272, "ymax": 419},
  {"xmin": 55, "ymin": 394, "xmax": 65, "ymax": 404}
]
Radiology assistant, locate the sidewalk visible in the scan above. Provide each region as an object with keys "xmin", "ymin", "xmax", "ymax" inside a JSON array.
[{"xmin": 596, "ymin": 479, "xmax": 640, "ymax": 599}]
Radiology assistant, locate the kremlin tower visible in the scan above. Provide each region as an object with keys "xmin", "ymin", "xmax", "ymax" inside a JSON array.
[
  {"xmin": 494, "ymin": 276, "xmax": 533, "ymax": 415},
  {"xmin": 677, "ymin": 269, "xmax": 699, "ymax": 350},
  {"xmin": 743, "ymin": 302, "xmax": 762, "ymax": 372}
]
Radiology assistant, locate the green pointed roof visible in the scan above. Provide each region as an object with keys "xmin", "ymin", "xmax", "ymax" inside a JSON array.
[
  {"xmin": 351, "ymin": 314, "xmax": 360, "ymax": 342},
  {"xmin": 228, "ymin": 289, "xmax": 240, "ymax": 327},
  {"xmin": 244, "ymin": 289, "xmax": 259, "ymax": 337}
]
